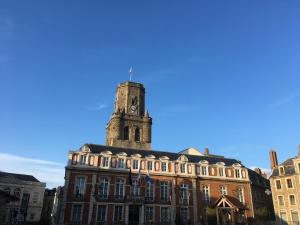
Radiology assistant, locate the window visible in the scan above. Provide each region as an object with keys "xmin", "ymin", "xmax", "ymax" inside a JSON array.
[
  {"xmin": 289, "ymin": 195, "xmax": 296, "ymax": 205},
  {"xmin": 14, "ymin": 188, "xmax": 21, "ymax": 198},
  {"xmin": 114, "ymin": 205, "xmax": 123, "ymax": 222},
  {"xmin": 235, "ymin": 169, "xmax": 241, "ymax": 178},
  {"xmin": 160, "ymin": 207, "xmax": 169, "ymax": 222},
  {"xmin": 201, "ymin": 166, "xmax": 207, "ymax": 176},
  {"xmin": 160, "ymin": 181, "xmax": 169, "ymax": 202},
  {"xmin": 99, "ymin": 178, "xmax": 109, "ymax": 198},
  {"xmin": 97, "ymin": 205, "xmax": 106, "ymax": 222},
  {"xmin": 161, "ymin": 162, "xmax": 167, "ymax": 172},
  {"xmin": 237, "ymin": 188, "xmax": 244, "ymax": 203},
  {"xmin": 72, "ymin": 204, "xmax": 82, "ymax": 223},
  {"xmin": 75, "ymin": 177, "xmax": 85, "ymax": 196},
  {"xmin": 32, "ymin": 192, "xmax": 39, "ymax": 204},
  {"xmin": 280, "ymin": 167, "xmax": 284, "ymax": 175},
  {"xmin": 203, "ymin": 186, "xmax": 210, "ymax": 205},
  {"xmin": 133, "ymin": 160, "xmax": 139, "ymax": 170},
  {"xmin": 123, "ymin": 126, "xmax": 129, "ymax": 140},
  {"xmin": 117, "ymin": 158, "xmax": 125, "ymax": 168},
  {"xmin": 180, "ymin": 164, "xmax": 186, "ymax": 173},
  {"xmin": 102, "ymin": 157, "xmax": 109, "ymax": 168},
  {"xmin": 131, "ymin": 179, "xmax": 140, "ymax": 196},
  {"xmin": 280, "ymin": 212, "xmax": 287, "ymax": 223},
  {"xmin": 278, "ymin": 196, "xmax": 284, "ymax": 206},
  {"xmin": 287, "ymin": 179, "xmax": 293, "ymax": 188},
  {"xmin": 79, "ymin": 155, "xmax": 86, "ymax": 165},
  {"xmin": 220, "ymin": 186, "xmax": 227, "ymax": 195},
  {"xmin": 115, "ymin": 179, "xmax": 124, "ymax": 199},
  {"xmin": 276, "ymin": 180, "xmax": 282, "ymax": 189},
  {"xmin": 219, "ymin": 167, "xmax": 224, "ymax": 177},
  {"xmin": 147, "ymin": 161, "xmax": 153, "ymax": 171},
  {"xmin": 145, "ymin": 207, "xmax": 154, "ymax": 222},
  {"xmin": 180, "ymin": 184, "xmax": 188, "ymax": 204},
  {"xmin": 291, "ymin": 211, "xmax": 299, "ymax": 223},
  {"xmin": 145, "ymin": 182, "xmax": 154, "ymax": 201},
  {"xmin": 135, "ymin": 127, "xmax": 140, "ymax": 142},
  {"xmin": 180, "ymin": 207, "xmax": 188, "ymax": 222}
]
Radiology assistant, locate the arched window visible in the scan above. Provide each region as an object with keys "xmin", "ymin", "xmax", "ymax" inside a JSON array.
[
  {"xmin": 135, "ymin": 127, "xmax": 140, "ymax": 142},
  {"xmin": 123, "ymin": 126, "xmax": 129, "ymax": 140}
]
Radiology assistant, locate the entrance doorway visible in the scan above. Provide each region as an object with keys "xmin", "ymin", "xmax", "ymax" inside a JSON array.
[{"xmin": 129, "ymin": 205, "xmax": 140, "ymax": 225}]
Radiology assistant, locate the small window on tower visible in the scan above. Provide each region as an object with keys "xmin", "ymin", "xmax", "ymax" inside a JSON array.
[
  {"xmin": 124, "ymin": 127, "xmax": 129, "ymax": 140},
  {"xmin": 135, "ymin": 127, "xmax": 140, "ymax": 142}
]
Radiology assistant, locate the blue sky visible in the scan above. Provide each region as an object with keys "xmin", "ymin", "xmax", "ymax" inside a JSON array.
[{"xmin": 1, "ymin": 0, "xmax": 299, "ymax": 187}]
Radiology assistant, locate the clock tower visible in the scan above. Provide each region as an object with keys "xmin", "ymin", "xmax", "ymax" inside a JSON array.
[{"xmin": 105, "ymin": 81, "xmax": 152, "ymax": 150}]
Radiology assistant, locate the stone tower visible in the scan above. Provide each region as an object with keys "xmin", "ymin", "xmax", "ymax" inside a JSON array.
[{"xmin": 105, "ymin": 81, "xmax": 152, "ymax": 150}]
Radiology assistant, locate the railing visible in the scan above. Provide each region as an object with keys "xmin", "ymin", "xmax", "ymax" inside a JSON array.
[
  {"xmin": 160, "ymin": 197, "xmax": 171, "ymax": 204},
  {"xmin": 144, "ymin": 196, "xmax": 154, "ymax": 203},
  {"xmin": 126, "ymin": 194, "xmax": 145, "ymax": 203}
]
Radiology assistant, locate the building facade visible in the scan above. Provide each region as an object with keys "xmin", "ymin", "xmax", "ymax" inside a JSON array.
[
  {"xmin": 269, "ymin": 147, "xmax": 300, "ymax": 224},
  {"xmin": 0, "ymin": 171, "xmax": 46, "ymax": 225},
  {"xmin": 62, "ymin": 81, "xmax": 271, "ymax": 225}
]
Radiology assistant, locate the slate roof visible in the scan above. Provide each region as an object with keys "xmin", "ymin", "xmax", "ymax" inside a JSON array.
[
  {"xmin": 85, "ymin": 144, "xmax": 242, "ymax": 167},
  {"xmin": 0, "ymin": 171, "xmax": 40, "ymax": 182},
  {"xmin": 247, "ymin": 169, "xmax": 270, "ymax": 187},
  {"xmin": 270, "ymin": 157, "xmax": 296, "ymax": 177}
]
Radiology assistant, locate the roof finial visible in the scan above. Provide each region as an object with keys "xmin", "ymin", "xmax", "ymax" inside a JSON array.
[{"xmin": 129, "ymin": 66, "xmax": 133, "ymax": 81}]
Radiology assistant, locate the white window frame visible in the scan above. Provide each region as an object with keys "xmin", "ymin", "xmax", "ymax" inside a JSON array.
[
  {"xmin": 218, "ymin": 167, "xmax": 224, "ymax": 177},
  {"xmin": 115, "ymin": 178, "xmax": 125, "ymax": 198},
  {"xmin": 203, "ymin": 185, "xmax": 210, "ymax": 204},
  {"xmin": 132, "ymin": 159, "xmax": 139, "ymax": 170},
  {"xmin": 286, "ymin": 178, "xmax": 294, "ymax": 189},
  {"xmin": 147, "ymin": 161, "xmax": 153, "ymax": 171},
  {"xmin": 102, "ymin": 156, "xmax": 110, "ymax": 168},
  {"xmin": 220, "ymin": 186, "xmax": 227, "ymax": 195},
  {"xmin": 289, "ymin": 194, "xmax": 296, "ymax": 206},
  {"xmin": 99, "ymin": 177, "xmax": 109, "ymax": 198},
  {"xmin": 160, "ymin": 206, "xmax": 170, "ymax": 222},
  {"xmin": 145, "ymin": 206, "xmax": 154, "ymax": 222},
  {"xmin": 275, "ymin": 179, "xmax": 282, "ymax": 190},
  {"xmin": 113, "ymin": 205, "xmax": 124, "ymax": 222},
  {"xmin": 74, "ymin": 176, "xmax": 86, "ymax": 196},
  {"xmin": 180, "ymin": 163, "xmax": 186, "ymax": 173},
  {"xmin": 96, "ymin": 204, "xmax": 107, "ymax": 222},
  {"xmin": 117, "ymin": 158, "xmax": 125, "ymax": 169},
  {"xmin": 71, "ymin": 204, "xmax": 83, "ymax": 223},
  {"xmin": 161, "ymin": 162, "xmax": 168, "ymax": 172},
  {"xmin": 201, "ymin": 166, "xmax": 208, "ymax": 176},
  {"xmin": 278, "ymin": 195, "xmax": 285, "ymax": 207},
  {"xmin": 160, "ymin": 181, "xmax": 169, "ymax": 201}
]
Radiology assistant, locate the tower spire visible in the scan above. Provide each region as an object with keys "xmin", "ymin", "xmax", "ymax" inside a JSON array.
[{"xmin": 129, "ymin": 66, "xmax": 133, "ymax": 81}]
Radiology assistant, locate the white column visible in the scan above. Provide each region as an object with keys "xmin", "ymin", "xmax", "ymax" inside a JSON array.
[
  {"xmin": 88, "ymin": 174, "xmax": 97, "ymax": 224},
  {"xmin": 125, "ymin": 204, "xmax": 129, "ymax": 225},
  {"xmin": 192, "ymin": 179, "xmax": 198, "ymax": 225}
]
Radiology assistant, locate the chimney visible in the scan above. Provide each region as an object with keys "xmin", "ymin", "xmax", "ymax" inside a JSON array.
[
  {"xmin": 204, "ymin": 148, "xmax": 209, "ymax": 156},
  {"xmin": 254, "ymin": 168, "xmax": 262, "ymax": 175},
  {"xmin": 269, "ymin": 149, "xmax": 278, "ymax": 170},
  {"xmin": 298, "ymin": 145, "xmax": 300, "ymax": 158}
]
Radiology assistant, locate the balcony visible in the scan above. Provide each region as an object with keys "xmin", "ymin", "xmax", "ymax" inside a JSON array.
[
  {"xmin": 126, "ymin": 194, "xmax": 145, "ymax": 204},
  {"xmin": 94, "ymin": 194, "xmax": 125, "ymax": 203},
  {"xmin": 144, "ymin": 196, "xmax": 154, "ymax": 203}
]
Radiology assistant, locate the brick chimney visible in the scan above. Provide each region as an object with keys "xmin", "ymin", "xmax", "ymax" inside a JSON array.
[
  {"xmin": 298, "ymin": 145, "xmax": 300, "ymax": 158},
  {"xmin": 254, "ymin": 168, "xmax": 262, "ymax": 175},
  {"xmin": 269, "ymin": 149, "xmax": 278, "ymax": 170}
]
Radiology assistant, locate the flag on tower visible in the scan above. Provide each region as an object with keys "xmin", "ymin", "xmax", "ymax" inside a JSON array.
[{"xmin": 145, "ymin": 170, "xmax": 151, "ymax": 184}]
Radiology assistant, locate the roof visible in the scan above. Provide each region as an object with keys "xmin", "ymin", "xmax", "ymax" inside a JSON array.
[
  {"xmin": 84, "ymin": 144, "xmax": 241, "ymax": 166},
  {"xmin": 270, "ymin": 157, "xmax": 296, "ymax": 178},
  {"xmin": 0, "ymin": 171, "xmax": 40, "ymax": 182},
  {"xmin": 212, "ymin": 195, "xmax": 247, "ymax": 210},
  {"xmin": 247, "ymin": 169, "xmax": 270, "ymax": 187}
]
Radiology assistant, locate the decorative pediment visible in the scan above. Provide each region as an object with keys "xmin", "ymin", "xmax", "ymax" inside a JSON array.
[
  {"xmin": 146, "ymin": 155, "xmax": 156, "ymax": 159},
  {"xmin": 80, "ymin": 145, "xmax": 90, "ymax": 153},
  {"xmin": 177, "ymin": 155, "xmax": 188, "ymax": 162},
  {"xmin": 216, "ymin": 162, "xmax": 225, "ymax": 166},
  {"xmin": 232, "ymin": 163, "xmax": 241, "ymax": 168},
  {"xmin": 117, "ymin": 152, "xmax": 127, "ymax": 157},
  {"xmin": 100, "ymin": 151, "xmax": 112, "ymax": 156},
  {"xmin": 199, "ymin": 160, "xmax": 209, "ymax": 164},
  {"xmin": 131, "ymin": 154, "xmax": 142, "ymax": 158},
  {"xmin": 159, "ymin": 156, "xmax": 170, "ymax": 160}
]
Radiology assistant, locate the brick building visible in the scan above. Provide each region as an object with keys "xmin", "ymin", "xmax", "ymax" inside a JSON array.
[{"xmin": 61, "ymin": 81, "xmax": 270, "ymax": 225}]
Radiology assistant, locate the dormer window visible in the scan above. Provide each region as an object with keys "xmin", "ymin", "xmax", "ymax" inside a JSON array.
[
  {"xmin": 133, "ymin": 160, "xmax": 139, "ymax": 170},
  {"xmin": 201, "ymin": 166, "xmax": 207, "ymax": 176},
  {"xmin": 79, "ymin": 155, "xmax": 87, "ymax": 165},
  {"xmin": 235, "ymin": 169, "xmax": 241, "ymax": 178},
  {"xmin": 102, "ymin": 157, "xmax": 109, "ymax": 168},
  {"xmin": 180, "ymin": 164, "xmax": 186, "ymax": 173},
  {"xmin": 135, "ymin": 128, "xmax": 140, "ymax": 142},
  {"xmin": 147, "ymin": 161, "xmax": 153, "ymax": 171},
  {"xmin": 117, "ymin": 158, "xmax": 125, "ymax": 169},
  {"xmin": 279, "ymin": 167, "xmax": 285, "ymax": 175},
  {"xmin": 124, "ymin": 126, "xmax": 129, "ymax": 140},
  {"xmin": 219, "ymin": 167, "xmax": 224, "ymax": 177},
  {"xmin": 161, "ymin": 162, "xmax": 167, "ymax": 172}
]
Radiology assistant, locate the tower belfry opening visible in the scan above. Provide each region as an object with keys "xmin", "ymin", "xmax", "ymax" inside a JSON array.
[{"xmin": 105, "ymin": 81, "xmax": 152, "ymax": 150}]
